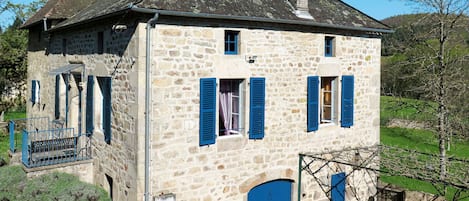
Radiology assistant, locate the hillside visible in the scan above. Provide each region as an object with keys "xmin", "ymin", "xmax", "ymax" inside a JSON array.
[{"xmin": 379, "ymin": 14, "xmax": 469, "ymax": 138}]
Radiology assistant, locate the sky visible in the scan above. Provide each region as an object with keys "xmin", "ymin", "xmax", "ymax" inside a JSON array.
[
  {"xmin": 342, "ymin": 0, "xmax": 419, "ymax": 20},
  {"xmin": 0, "ymin": 0, "xmax": 419, "ymax": 28}
]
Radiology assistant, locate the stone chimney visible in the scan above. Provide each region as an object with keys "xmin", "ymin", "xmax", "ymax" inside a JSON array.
[
  {"xmin": 297, "ymin": 0, "xmax": 308, "ymax": 11},
  {"xmin": 294, "ymin": 0, "xmax": 313, "ymax": 19}
]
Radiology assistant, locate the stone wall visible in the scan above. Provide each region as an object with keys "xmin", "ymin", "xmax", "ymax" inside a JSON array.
[
  {"xmin": 26, "ymin": 17, "xmax": 145, "ymax": 201},
  {"xmin": 149, "ymin": 23, "xmax": 381, "ymax": 201},
  {"xmin": 24, "ymin": 160, "xmax": 94, "ymax": 184},
  {"xmin": 27, "ymin": 16, "xmax": 381, "ymax": 201}
]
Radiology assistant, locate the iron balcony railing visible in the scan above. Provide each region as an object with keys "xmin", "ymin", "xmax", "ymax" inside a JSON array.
[
  {"xmin": 22, "ymin": 127, "xmax": 91, "ymax": 168},
  {"xmin": 9, "ymin": 117, "xmax": 91, "ymax": 168},
  {"xmin": 9, "ymin": 117, "xmax": 50, "ymax": 153}
]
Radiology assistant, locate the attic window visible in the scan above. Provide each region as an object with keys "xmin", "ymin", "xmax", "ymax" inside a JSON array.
[
  {"xmin": 325, "ymin": 36, "xmax": 335, "ymax": 57},
  {"xmin": 224, "ymin": 30, "xmax": 239, "ymax": 55},
  {"xmin": 62, "ymin": 38, "xmax": 67, "ymax": 56},
  {"xmin": 97, "ymin": 32, "xmax": 104, "ymax": 54}
]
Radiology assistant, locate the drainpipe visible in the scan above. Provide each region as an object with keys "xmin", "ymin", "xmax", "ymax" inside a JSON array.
[
  {"xmin": 129, "ymin": 3, "xmax": 160, "ymax": 200},
  {"xmin": 43, "ymin": 17, "xmax": 48, "ymax": 31},
  {"xmin": 144, "ymin": 12, "xmax": 159, "ymax": 201}
]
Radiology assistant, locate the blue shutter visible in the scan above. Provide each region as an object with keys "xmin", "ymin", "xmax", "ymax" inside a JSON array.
[
  {"xmin": 331, "ymin": 172, "xmax": 346, "ymax": 201},
  {"xmin": 31, "ymin": 80, "xmax": 37, "ymax": 103},
  {"xmin": 64, "ymin": 74, "xmax": 69, "ymax": 124},
  {"xmin": 199, "ymin": 78, "xmax": 216, "ymax": 146},
  {"xmin": 341, "ymin": 75, "xmax": 354, "ymax": 128},
  {"xmin": 86, "ymin": 76, "xmax": 94, "ymax": 136},
  {"xmin": 102, "ymin": 77, "xmax": 112, "ymax": 144},
  {"xmin": 249, "ymin": 77, "xmax": 265, "ymax": 139},
  {"xmin": 55, "ymin": 75, "xmax": 60, "ymax": 119},
  {"xmin": 307, "ymin": 76, "xmax": 319, "ymax": 132}
]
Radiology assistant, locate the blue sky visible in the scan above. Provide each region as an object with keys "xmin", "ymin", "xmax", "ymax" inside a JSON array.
[
  {"xmin": 342, "ymin": 0, "xmax": 419, "ymax": 20},
  {"xmin": 1, "ymin": 0, "xmax": 418, "ymax": 28}
]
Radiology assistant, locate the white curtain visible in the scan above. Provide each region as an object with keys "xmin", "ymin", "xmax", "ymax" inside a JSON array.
[{"xmin": 219, "ymin": 92, "xmax": 232, "ymax": 135}]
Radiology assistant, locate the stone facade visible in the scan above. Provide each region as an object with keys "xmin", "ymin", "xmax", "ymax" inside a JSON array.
[
  {"xmin": 26, "ymin": 16, "xmax": 381, "ymax": 201},
  {"xmin": 148, "ymin": 23, "xmax": 380, "ymax": 201}
]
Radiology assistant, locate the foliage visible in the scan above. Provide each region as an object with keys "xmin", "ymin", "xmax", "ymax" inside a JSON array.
[
  {"xmin": 380, "ymin": 96, "xmax": 436, "ymax": 126},
  {"xmin": 0, "ymin": 166, "xmax": 111, "ymax": 201},
  {"xmin": 381, "ymin": 127, "xmax": 469, "ymax": 159},
  {"xmin": 0, "ymin": 134, "xmax": 10, "ymax": 164},
  {"xmin": 0, "ymin": 0, "xmax": 46, "ymax": 111}
]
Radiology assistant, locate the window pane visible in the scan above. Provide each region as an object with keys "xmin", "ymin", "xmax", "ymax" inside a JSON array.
[{"xmin": 323, "ymin": 106, "xmax": 332, "ymax": 121}]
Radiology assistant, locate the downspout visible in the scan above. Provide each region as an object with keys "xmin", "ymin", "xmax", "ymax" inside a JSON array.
[
  {"xmin": 43, "ymin": 17, "xmax": 48, "ymax": 31},
  {"xmin": 145, "ymin": 11, "xmax": 159, "ymax": 201}
]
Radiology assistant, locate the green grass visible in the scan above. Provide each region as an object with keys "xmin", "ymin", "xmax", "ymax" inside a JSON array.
[
  {"xmin": 4, "ymin": 111, "xmax": 26, "ymax": 120},
  {"xmin": 381, "ymin": 127, "xmax": 469, "ymax": 159},
  {"xmin": 381, "ymin": 96, "xmax": 437, "ymax": 125},
  {"xmin": 380, "ymin": 176, "xmax": 469, "ymax": 200},
  {"xmin": 0, "ymin": 135, "xmax": 9, "ymax": 164},
  {"xmin": 380, "ymin": 100, "xmax": 469, "ymax": 200},
  {"xmin": 0, "ymin": 166, "xmax": 111, "ymax": 201}
]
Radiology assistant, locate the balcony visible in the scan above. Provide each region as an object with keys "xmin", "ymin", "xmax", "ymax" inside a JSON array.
[{"xmin": 9, "ymin": 117, "xmax": 91, "ymax": 168}]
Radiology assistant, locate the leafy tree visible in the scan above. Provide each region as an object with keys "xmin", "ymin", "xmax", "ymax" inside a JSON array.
[
  {"xmin": 0, "ymin": 0, "xmax": 45, "ymax": 111},
  {"xmin": 384, "ymin": 0, "xmax": 469, "ymax": 186}
]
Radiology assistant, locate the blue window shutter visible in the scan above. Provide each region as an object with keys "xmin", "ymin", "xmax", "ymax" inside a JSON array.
[
  {"xmin": 103, "ymin": 77, "xmax": 112, "ymax": 144},
  {"xmin": 31, "ymin": 80, "xmax": 37, "ymax": 103},
  {"xmin": 307, "ymin": 76, "xmax": 319, "ymax": 132},
  {"xmin": 199, "ymin": 78, "xmax": 216, "ymax": 146},
  {"xmin": 341, "ymin": 75, "xmax": 354, "ymax": 128},
  {"xmin": 86, "ymin": 76, "xmax": 94, "ymax": 136},
  {"xmin": 55, "ymin": 75, "xmax": 60, "ymax": 119},
  {"xmin": 249, "ymin": 77, "xmax": 265, "ymax": 139},
  {"xmin": 331, "ymin": 172, "xmax": 346, "ymax": 201}
]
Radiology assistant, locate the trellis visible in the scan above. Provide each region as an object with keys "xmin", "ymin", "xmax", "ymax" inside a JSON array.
[{"xmin": 298, "ymin": 145, "xmax": 469, "ymax": 201}]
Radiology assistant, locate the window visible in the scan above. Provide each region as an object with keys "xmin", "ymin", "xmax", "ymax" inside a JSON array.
[
  {"xmin": 86, "ymin": 75, "xmax": 94, "ymax": 136},
  {"xmin": 54, "ymin": 74, "xmax": 68, "ymax": 120},
  {"xmin": 31, "ymin": 80, "xmax": 40, "ymax": 104},
  {"xmin": 97, "ymin": 77, "xmax": 112, "ymax": 144},
  {"xmin": 199, "ymin": 77, "xmax": 265, "ymax": 146},
  {"xmin": 97, "ymin": 32, "xmax": 104, "ymax": 54},
  {"xmin": 307, "ymin": 75, "xmax": 354, "ymax": 131},
  {"xmin": 320, "ymin": 77, "xmax": 338, "ymax": 124},
  {"xmin": 62, "ymin": 38, "xmax": 67, "ymax": 56},
  {"xmin": 325, "ymin": 36, "xmax": 335, "ymax": 57},
  {"xmin": 224, "ymin": 30, "xmax": 239, "ymax": 55},
  {"xmin": 219, "ymin": 79, "xmax": 245, "ymax": 136}
]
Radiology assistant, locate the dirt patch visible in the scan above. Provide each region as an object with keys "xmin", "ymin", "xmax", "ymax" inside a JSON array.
[{"xmin": 387, "ymin": 119, "xmax": 432, "ymax": 130}]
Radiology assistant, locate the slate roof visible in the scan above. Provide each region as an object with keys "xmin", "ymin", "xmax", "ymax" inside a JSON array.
[
  {"xmin": 22, "ymin": 0, "xmax": 97, "ymax": 28},
  {"xmin": 24, "ymin": 0, "xmax": 392, "ymax": 33}
]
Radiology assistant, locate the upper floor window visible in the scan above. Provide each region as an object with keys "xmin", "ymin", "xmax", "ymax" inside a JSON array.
[
  {"xmin": 62, "ymin": 38, "xmax": 67, "ymax": 56},
  {"xmin": 320, "ymin": 77, "xmax": 338, "ymax": 124},
  {"xmin": 224, "ymin": 30, "xmax": 239, "ymax": 55},
  {"xmin": 325, "ymin": 36, "xmax": 335, "ymax": 57},
  {"xmin": 219, "ymin": 79, "xmax": 245, "ymax": 136},
  {"xmin": 97, "ymin": 32, "xmax": 104, "ymax": 54},
  {"xmin": 307, "ymin": 75, "xmax": 354, "ymax": 132},
  {"xmin": 199, "ymin": 77, "xmax": 265, "ymax": 146}
]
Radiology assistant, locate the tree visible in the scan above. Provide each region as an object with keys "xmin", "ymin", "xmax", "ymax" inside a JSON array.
[
  {"xmin": 399, "ymin": 0, "xmax": 469, "ymax": 182},
  {"xmin": 0, "ymin": 0, "xmax": 45, "ymax": 111}
]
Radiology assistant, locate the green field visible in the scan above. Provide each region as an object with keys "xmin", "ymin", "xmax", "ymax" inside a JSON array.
[{"xmin": 380, "ymin": 96, "xmax": 469, "ymax": 200}]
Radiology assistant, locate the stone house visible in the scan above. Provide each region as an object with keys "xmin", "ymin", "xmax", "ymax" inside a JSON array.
[{"xmin": 21, "ymin": 0, "xmax": 391, "ymax": 200}]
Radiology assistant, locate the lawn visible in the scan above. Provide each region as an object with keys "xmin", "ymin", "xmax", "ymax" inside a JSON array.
[
  {"xmin": 380, "ymin": 96, "xmax": 436, "ymax": 125},
  {"xmin": 380, "ymin": 96, "xmax": 469, "ymax": 200},
  {"xmin": 0, "ymin": 166, "xmax": 111, "ymax": 201}
]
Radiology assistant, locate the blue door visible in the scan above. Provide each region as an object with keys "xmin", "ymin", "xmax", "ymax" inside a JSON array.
[
  {"xmin": 331, "ymin": 172, "xmax": 346, "ymax": 201},
  {"xmin": 248, "ymin": 180, "xmax": 292, "ymax": 201}
]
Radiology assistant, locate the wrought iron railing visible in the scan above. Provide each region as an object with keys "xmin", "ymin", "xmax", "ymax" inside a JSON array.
[
  {"xmin": 9, "ymin": 117, "xmax": 50, "ymax": 153},
  {"xmin": 22, "ymin": 127, "xmax": 91, "ymax": 168},
  {"xmin": 9, "ymin": 117, "xmax": 91, "ymax": 168}
]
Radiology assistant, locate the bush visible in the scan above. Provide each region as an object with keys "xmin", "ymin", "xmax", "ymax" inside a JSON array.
[{"xmin": 0, "ymin": 166, "xmax": 110, "ymax": 201}]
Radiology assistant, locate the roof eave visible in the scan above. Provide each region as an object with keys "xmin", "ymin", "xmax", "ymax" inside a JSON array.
[
  {"xmin": 49, "ymin": 4, "xmax": 394, "ymax": 34},
  {"xmin": 130, "ymin": 6, "xmax": 394, "ymax": 34}
]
